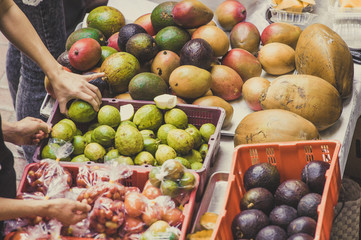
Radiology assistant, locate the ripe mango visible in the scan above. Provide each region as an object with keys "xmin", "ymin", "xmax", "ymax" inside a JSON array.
[{"xmin": 172, "ymin": 0, "xmax": 213, "ymax": 29}]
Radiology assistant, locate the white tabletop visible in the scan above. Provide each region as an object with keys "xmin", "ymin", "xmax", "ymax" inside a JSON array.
[{"xmin": 107, "ymin": 0, "xmax": 361, "ymax": 177}]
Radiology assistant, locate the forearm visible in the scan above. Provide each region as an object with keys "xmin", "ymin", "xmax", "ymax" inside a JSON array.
[
  {"xmin": 2, "ymin": 119, "xmax": 17, "ymax": 144},
  {"xmin": 0, "ymin": 198, "xmax": 50, "ymax": 221},
  {"xmin": 0, "ymin": 0, "xmax": 62, "ymax": 80}
]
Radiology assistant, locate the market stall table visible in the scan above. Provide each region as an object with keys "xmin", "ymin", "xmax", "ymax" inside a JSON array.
[{"xmin": 107, "ymin": 0, "xmax": 361, "ymax": 178}]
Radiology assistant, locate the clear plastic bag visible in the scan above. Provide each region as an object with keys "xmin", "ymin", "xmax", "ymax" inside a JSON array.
[{"xmin": 148, "ymin": 159, "xmax": 198, "ymax": 205}]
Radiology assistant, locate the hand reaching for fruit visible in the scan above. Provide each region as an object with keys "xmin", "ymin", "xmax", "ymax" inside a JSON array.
[
  {"xmin": 48, "ymin": 66, "xmax": 104, "ymax": 115},
  {"xmin": 2, "ymin": 117, "xmax": 51, "ymax": 145}
]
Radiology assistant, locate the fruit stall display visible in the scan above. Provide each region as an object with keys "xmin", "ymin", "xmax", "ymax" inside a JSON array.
[
  {"xmin": 9, "ymin": 0, "xmax": 360, "ymax": 238},
  {"xmin": 33, "ymin": 98, "xmax": 225, "ymax": 201}
]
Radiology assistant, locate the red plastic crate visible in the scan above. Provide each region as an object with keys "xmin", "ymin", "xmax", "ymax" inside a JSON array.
[
  {"xmin": 32, "ymin": 98, "xmax": 225, "ymax": 199},
  {"xmin": 211, "ymin": 140, "xmax": 342, "ymax": 240},
  {"xmin": 16, "ymin": 162, "xmax": 199, "ymax": 240}
]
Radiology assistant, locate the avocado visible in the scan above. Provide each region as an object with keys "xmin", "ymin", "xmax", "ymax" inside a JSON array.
[
  {"xmin": 150, "ymin": 1, "xmax": 177, "ymax": 32},
  {"xmin": 297, "ymin": 193, "xmax": 322, "ymax": 221},
  {"xmin": 82, "ymin": 72, "xmax": 109, "ymax": 96},
  {"xmin": 126, "ymin": 33, "xmax": 159, "ymax": 63},
  {"xmin": 240, "ymin": 187, "xmax": 274, "ymax": 214},
  {"xmin": 180, "ymin": 38, "xmax": 214, "ymax": 70},
  {"xmin": 243, "ymin": 162, "xmax": 281, "ymax": 194},
  {"xmin": 155, "ymin": 26, "xmax": 191, "ymax": 54},
  {"xmin": 301, "ymin": 160, "xmax": 330, "ymax": 194},
  {"xmin": 117, "ymin": 23, "xmax": 147, "ymax": 51},
  {"xmin": 274, "ymin": 179, "xmax": 309, "ymax": 208},
  {"xmin": 255, "ymin": 225, "xmax": 287, "ymax": 240},
  {"xmin": 269, "ymin": 205, "xmax": 298, "ymax": 230},
  {"xmin": 287, "ymin": 233, "xmax": 314, "ymax": 240},
  {"xmin": 287, "ymin": 216, "xmax": 317, "ymax": 237},
  {"xmin": 57, "ymin": 51, "xmax": 80, "ymax": 73},
  {"xmin": 231, "ymin": 209, "xmax": 269, "ymax": 239},
  {"xmin": 65, "ymin": 27, "xmax": 106, "ymax": 51}
]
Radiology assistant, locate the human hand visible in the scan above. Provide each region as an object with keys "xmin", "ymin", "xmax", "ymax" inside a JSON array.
[
  {"xmin": 45, "ymin": 198, "xmax": 91, "ymax": 226},
  {"xmin": 49, "ymin": 67, "xmax": 105, "ymax": 115},
  {"xmin": 8, "ymin": 117, "xmax": 51, "ymax": 146}
]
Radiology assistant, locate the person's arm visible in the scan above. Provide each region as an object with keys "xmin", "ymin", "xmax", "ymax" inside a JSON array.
[
  {"xmin": 0, "ymin": 198, "xmax": 90, "ymax": 226},
  {"xmin": 2, "ymin": 117, "xmax": 50, "ymax": 145},
  {"xmin": 0, "ymin": 0, "xmax": 104, "ymax": 114}
]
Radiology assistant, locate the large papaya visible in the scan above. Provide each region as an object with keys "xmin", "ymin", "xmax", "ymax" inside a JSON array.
[{"xmin": 295, "ymin": 23, "xmax": 353, "ymax": 98}]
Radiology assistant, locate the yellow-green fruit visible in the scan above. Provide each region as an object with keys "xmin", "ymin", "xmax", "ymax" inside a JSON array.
[
  {"xmin": 58, "ymin": 119, "xmax": 77, "ymax": 133},
  {"xmin": 91, "ymin": 125, "xmax": 116, "ymax": 147},
  {"xmin": 155, "ymin": 144, "xmax": 177, "ymax": 165},
  {"xmin": 167, "ymin": 129, "xmax": 194, "ymax": 155},
  {"xmin": 83, "ymin": 130, "xmax": 94, "ymax": 144},
  {"xmin": 71, "ymin": 154, "xmax": 90, "ymax": 163},
  {"xmin": 98, "ymin": 105, "xmax": 120, "ymax": 127},
  {"xmin": 133, "ymin": 104, "xmax": 163, "ymax": 131},
  {"xmin": 179, "ymin": 171, "xmax": 196, "ymax": 191},
  {"xmin": 157, "ymin": 124, "xmax": 177, "ymax": 144},
  {"xmin": 84, "ymin": 142, "xmax": 106, "ymax": 162},
  {"xmin": 119, "ymin": 120, "xmax": 137, "ymax": 128},
  {"xmin": 51, "ymin": 122, "xmax": 75, "ymax": 142},
  {"xmin": 160, "ymin": 179, "xmax": 179, "ymax": 197},
  {"xmin": 199, "ymin": 143, "xmax": 208, "ymax": 159},
  {"xmin": 164, "ymin": 108, "xmax": 188, "ymax": 129},
  {"xmin": 174, "ymin": 156, "xmax": 191, "ymax": 169},
  {"xmin": 140, "ymin": 129, "xmax": 156, "ymax": 139},
  {"xmin": 115, "ymin": 125, "xmax": 144, "ymax": 156},
  {"xmin": 75, "ymin": 129, "xmax": 83, "ymax": 136},
  {"xmin": 183, "ymin": 149, "xmax": 203, "ymax": 164},
  {"xmin": 149, "ymin": 167, "xmax": 162, "ymax": 187},
  {"xmin": 104, "ymin": 149, "xmax": 120, "ymax": 162},
  {"xmin": 134, "ymin": 151, "xmax": 156, "ymax": 166},
  {"xmin": 72, "ymin": 135, "xmax": 87, "ymax": 155},
  {"xmin": 68, "ymin": 100, "xmax": 97, "ymax": 123},
  {"xmin": 191, "ymin": 162, "xmax": 203, "ymax": 170},
  {"xmin": 41, "ymin": 144, "xmax": 70, "ymax": 161},
  {"xmin": 100, "ymin": 52, "xmax": 140, "ymax": 94},
  {"xmin": 169, "ymin": 65, "xmax": 212, "ymax": 99},
  {"xmin": 111, "ymin": 156, "xmax": 134, "ymax": 165},
  {"xmin": 143, "ymin": 137, "xmax": 160, "ymax": 156},
  {"xmin": 86, "ymin": 6, "xmax": 125, "ymax": 38},
  {"xmin": 162, "ymin": 159, "xmax": 184, "ymax": 180},
  {"xmin": 185, "ymin": 126, "xmax": 202, "ymax": 149},
  {"xmin": 200, "ymin": 123, "xmax": 216, "ymax": 143}
]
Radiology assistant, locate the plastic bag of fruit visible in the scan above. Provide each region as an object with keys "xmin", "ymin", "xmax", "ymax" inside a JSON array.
[
  {"xmin": 148, "ymin": 159, "xmax": 198, "ymax": 205},
  {"xmin": 5, "ymin": 173, "xmax": 70, "ymax": 238},
  {"xmin": 76, "ymin": 163, "xmax": 133, "ymax": 206},
  {"xmin": 76, "ymin": 164, "xmax": 110, "ymax": 188},
  {"xmin": 26, "ymin": 138, "xmax": 74, "ymax": 194}
]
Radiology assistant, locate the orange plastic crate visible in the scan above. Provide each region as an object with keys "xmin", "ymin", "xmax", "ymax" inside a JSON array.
[
  {"xmin": 212, "ymin": 140, "xmax": 341, "ymax": 240},
  {"xmin": 16, "ymin": 162, "xmax": 199, "ymax": 240}
]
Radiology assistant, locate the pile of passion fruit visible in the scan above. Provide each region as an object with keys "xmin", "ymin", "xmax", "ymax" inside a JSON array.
[{"xmin": 232, "ymin": 160, "xmax": 330, "ymax": 240}]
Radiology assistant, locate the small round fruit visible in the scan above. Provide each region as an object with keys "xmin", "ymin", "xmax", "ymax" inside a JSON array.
[
  {"xmin": 162, "ymin": 207, "xmax": 184, "ymax": 227},
  {"xmin": 155, "ymin": 26, "xmax": 191, "ymax": 53},
  {"xmin": 162, "ymin": 159, "xmax": 184, "ymax": 180},
  {"xmin": 84, "ymin": 142, "xmax": 106, "ymax": 162},
  {"xmin": 199, "ymin": 123, "xmax": 216, "ymax": 143},
  {"xmin": 142, "ymin": 185, "xmax": 162, "ymax": 200},
  {"xmin": 179, "ymin": 171, "xmax": 196, "ymax": 191},
  {"xmin": 68, "ymin": 100, "xmax": 97, "ymax": 123},
  {"xmin": 274, "ymin": 179, "xmax": 309, "ymax": 208},
  {"xmin": 126, "ymin": 33, "xmax": 159, "ymax": 63},
  {"xmin": 231, "ymin": 209, "xmax": 269, "ymax": 239},
  {"xmin": 297, "ymin": 193, "xmax": 322, "ymax": 221},
  {"xmin": 301, "ymin": 160, "xmax": 330, "ymax": 194},
  {"xmin": 51, "ymin": 122, "xmax": 75, "ymax": 142},
  {"xmin": 191, "ymin": 162, "xmax": 203, "ymax": 170},
  {"xmin": 124, "ymin": 192, "xmax": 146, "ymax": 217},
  {"xmin": 149, "ymin": 167, "xmax": 162, "ymax": 188},
  {"xmin": 160, "ymin": 179, "xmax": 179, "ymax": 197},
  {"xmin": 287, "ymin": 216, "xmax": 317, "ymax": 237},
  {"xmin": 240, "ymin": 187, "xmax": 274, "ymax": 214},
  {"xmin": 164, "ymin": 108, "xmax": 188, "ymax": 129},
  {"xmin": 255, "ymin": 225, "xmax": 287, "ymax": 240},
  {"xmin": 98, "ymin": 105, "xmax": 120, "ymax": 128},
  {"xmin": 243, "ymin": 162, "xmax": 280, "ymax": 194},
  {"xmin": 269, "ymin": 205, "xmax": 298, "ymax": 230}
]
